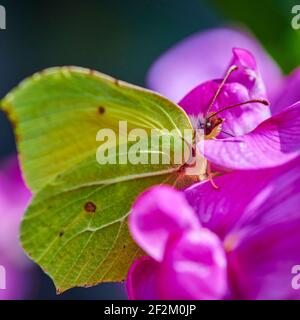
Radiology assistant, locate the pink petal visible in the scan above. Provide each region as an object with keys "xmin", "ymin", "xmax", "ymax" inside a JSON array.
[
  {"xmin": 179, "ymin": 78, "xmax": 270, "ymax": 137},
  {"xmin": 0, "ymin": 157, "xmax": 31, "ymax": 262},
  {"xmin": 147, "ymin": 28, "xmax": 282, "ymax": 103},
  {"xmin": 184, "ymin": 168, "xmax": 277, "ymax": 240},
  {"xmin": 228, "ymin": 48, "xmax": 267, "ymax": 100},
  {"xmin": 228, "ymin": 221, "xmax": 300, "ymax": 300},
  {"xmin": 226, "ymin": 160, "xmax": 300, "ymax": 299},
  {"xmin": 273, "ymin": 67, "xmax": 300, "ymax": 114},
  {"xmin": 0, "ymin": 156, "xmax": 32, "ymax": 299},
  {"xmin": 158, "ymin": 228, "xmax": 227, "ymax": 300},
  {"xmin": 129, "ymin": 185, "xmax": 199, "ymax": 262},
  {"xmin": 0, "ymin": 257, "xmax": 32, "ymax": 300},
  {"xmin": 126, "ymin": 256, "xmax": 160, "ymax": 300},
  {"xmin": 199, "ymin": 102, "xmax": 300, "ymax": 170},
  {"xmin": 185, "ymin": 159, "xmax": 300, "ymax": 299},
  {"xmin": 179, "ymin": 49, "xmax": 271, "ymax": 137}
]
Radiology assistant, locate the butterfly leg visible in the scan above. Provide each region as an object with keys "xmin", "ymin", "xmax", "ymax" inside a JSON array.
[{"xmin": 207, "ymin": 161, "xmax": 219, "ymax": 190}]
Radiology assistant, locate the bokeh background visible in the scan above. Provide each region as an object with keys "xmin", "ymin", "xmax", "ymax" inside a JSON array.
[{"xmin": 0, "ymin": 0, "xmax": 299, "ymax": 300}]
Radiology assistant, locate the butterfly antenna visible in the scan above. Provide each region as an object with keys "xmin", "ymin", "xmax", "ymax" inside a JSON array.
[
  {"xmin": 206, "ymin": 65, "xmax": 239, "ymax": 115},
  {"xmin": 207, "ymin": 99, "xmax": 269, "ymax": 120},
  {"xmin": 221, "ymin": 130, "xmax": 235, "ymax": 137}
]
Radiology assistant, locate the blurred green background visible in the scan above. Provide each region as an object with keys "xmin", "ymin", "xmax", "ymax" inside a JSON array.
[{"xmin": 0, "ymin": 0, "xmax": 299, "ymax": 299}]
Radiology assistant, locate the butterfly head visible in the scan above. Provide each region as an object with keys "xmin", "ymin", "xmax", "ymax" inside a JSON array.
[{"xmin": 197, "ymin": 115, "xmax": 224, "ymax": 139}]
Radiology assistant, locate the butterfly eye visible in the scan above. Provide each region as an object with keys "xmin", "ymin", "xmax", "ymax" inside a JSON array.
[
  {"xmin": 197, "ymin": 119, "xmax": 205, "ymax": 130},
  {"xmin": 206, "ymin": 122, "xmax": 212, "ymax": 128}
]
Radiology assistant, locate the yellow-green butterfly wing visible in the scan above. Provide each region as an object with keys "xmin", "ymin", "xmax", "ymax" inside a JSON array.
[{"xmin": 1, "ymin": 67, "xmax": 195, "ymax": 292}]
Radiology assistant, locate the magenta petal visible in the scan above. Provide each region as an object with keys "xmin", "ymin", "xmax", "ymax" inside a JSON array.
[
  {"xmin": 273, "ymin": 67, "xmax": 300, "ymax": 114},
  {"xmin": 158, "ymin": 229, "xmax": 227, "ymax": 300},
  {"xmin": 129, "ymin": 186, "xmax": 199, "ymax": 262},
  {"xmin": 179, "ymin": 79, "xmax": 270, "ymax": 136},
  {"xmin": 147, "ymin": 28, "xmax": 282, "ymax": 103},
  {"xmin": 185, "ymin": 161, "xmax": 300, "ymax": 238},
  {"xmin": 0, "ymin": 157, "xmax": 32, "ymax": 299},
  {"xmin": 199, "ymin": 102, "xmax": 300, "ymax": 170},
  {"xmin": 185, "ymin": 159, "xmax": 300, "ymax": 299},
  {"xmin": 179, "ymin": 80, "xmax": 222, "ymax": 118},
  {"xmin": 0, "ymin": 258, "xmax": 28, "ymax": 300},
  {"xmin": 179, "ymin": 49, "xmax": 271, "ymax": 136},
  {"xmin": 126, "ymin": 257, "xmax": 160, "ymax": 300},
  {"xmin": 226, "ymin": 161, "xmax": 300, "ymax": 299},
  {"xmin": 228, "ymin": 48, "xmax": 267, "ymax": 100},
  {"xmin": 228, "ymin": 221, "xmax": 300, "ymax": 300},
  {"xmin": 0, "ymin": 158, "xmax": 31, "ymax": 259},
  {"xmin": 184, "ymin": 169, "xmax": 277, "ymax": 240}
]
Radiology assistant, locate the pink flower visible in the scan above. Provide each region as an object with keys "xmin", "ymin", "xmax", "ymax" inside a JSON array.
[
  {"xmin": 127, "ymin": 158, "xmax": 300, "ymax": 300},
  {"xmin": 0, "ymin": 157, "xmax": 32, "ymax": 300},
  {"xmin": 147, "ymin": 28, "xmax": 300, "ymax": 171},
  {"xmin": 126, "ymin": 28, "xmax": 300, "ymax": 300}
]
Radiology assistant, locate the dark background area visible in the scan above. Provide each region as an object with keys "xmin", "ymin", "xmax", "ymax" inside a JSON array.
[{"xmin": 0, "ymin": 0, "xmax": 220, "ymax": 159}]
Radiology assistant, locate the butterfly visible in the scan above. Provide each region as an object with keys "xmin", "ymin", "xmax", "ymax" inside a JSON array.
[{"xmin": 1, "ymin": 67, "xmax": 196, "ymax": 292}]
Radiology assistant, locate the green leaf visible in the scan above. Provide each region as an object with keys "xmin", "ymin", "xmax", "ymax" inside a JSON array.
[{"xmin": 1, "ymin": 67, "xmax": 194, "ymax": 292}]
